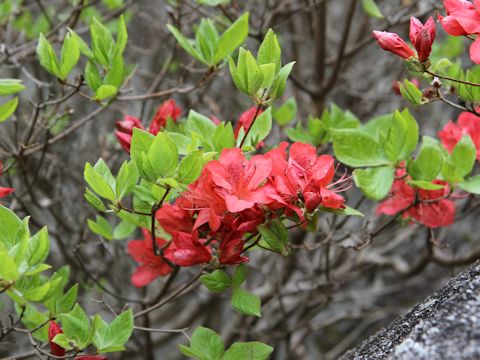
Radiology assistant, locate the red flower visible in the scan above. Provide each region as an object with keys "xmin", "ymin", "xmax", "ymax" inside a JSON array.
[
  {"xmin": 127, "ymin": 229, "xmax": 172, "ymax": 287},
  {"xmin": 439, "ymin": 0, "xmax": 480, "ymax": 63},
  {"xmin": 409, "ymin": 17, "xmax": 436, "ymax": 62},
  {"xmin": 377, "ymin": 169, "xmax": 455, "ymax": 228},
  {"xmin": 48, "ymin": 321, "xmax": 66, "ymax": 356},
  {"xmin": 234, "ymin": 107, "xmax": 262, "ymax": 138},
  {"xmin": 164, "ymin": 232, "xmax": 212, "ymax": 266},
  {"xmin": 218, "ymin": 237, "xmax": 248, "ymax": 265},
  {"xmin": 0, "ymin": 161, "xmax": 14, "ymax": 199},
  {"xmin": 373, "ymin": 16, "xmax": 436, "ymax": 63},
  {"xmin": 115, "ymin": 115, "xmax": 144, "ymax": 154},
  {"xmin": 149, "ymin": 99, "xmax": 182, "ymax": 135},
  {"xmin": 156, "ymin": 200, "xmax": 194, "ymax": 235},
  {"xmin": 372, "ymin": 31, "xmax": 415, "ymax": 59},
  {"xmin": 204, "ymin": 148, "xmax": 274, "ymax": 213},
  {"xmin": 266, "ymin": 142, "xmax": 346, "ymax": 215},
  {"xmin": 438, "ymin": 111, "xmax": 480, "ymax": 159}
]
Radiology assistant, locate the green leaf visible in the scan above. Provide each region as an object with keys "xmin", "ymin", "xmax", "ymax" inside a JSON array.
[
  {"xmin": 93, "ymin": 309, "xmax": 133, "ymax": 352},
  {"xmin": 200, "ymin": 270, "xmax": 231, "ymax": 292},
  {"xmin": 52, "ymin": 334, "xmax": 74, "ymax": 351},
  {"xmin": 37, "ymin": 33, "xmax": 61, "ymax": 77},
  {"xmin": 112, "ymin": 221, "xmax": 136, "ymax": 240},
  {"xmin": 60, "ymin": 31, "xmax": 80, "ymax": 80},
  {"xmin": 407, "ymin": 180, "xmax": 446, "ymax": 190},
  {"xmin": 362, "ymin": 0, "xmax": 384, "ymax": 19},
  {"xmin": 85, "ymin": 61, "xmax": 102, "ymax": 91},
  {"xmin": 179, "ymin": 150, "xmax": 204, "ymax": 184},
  {"xmin": 94, "ymin": 84, "xmax": 117, "ymax": 100},
  {"xmin": 113, "ymin": 15, "xmax": 128, "ymax": 58},
  {"xmin": 90, "ymin": 17, "xmax": 114, "ymax": 66},
  {"xmin": 213, "ymin": 12, "xmax": 249, "ymax": 64},
  {"xmin": 398, "ymin": 79, "xmax": 423, "ymax": 105},
  {"xmin": 257, "ymin": 219, "xmax": 289, "ymax": 255},
  {"xmin": 332, "ymin": 129, "xmax": 388, "ymax": 167},
  {"xmin": 232, "ymin": 264, "xmax": 246, "ymax": 288},
  {"xmin": 459, "ymin": 175, "xmax": 480, "ymax": 194},
  {"xmin": 88, "ymin": 216, "xmax": 113, "ymax": 240},
  {"xmin": 384, "ymin": 110, "xmax": 418, "ymax": 162},
  {"xmin": 148, "ymin": 131, "xmax": 179, "ymax": 177},
  {"xmin": 270, "ymin": 61, "xmax": 295, "ymax": 100},
  {"xmin": 84, "ymin": 163, "xmax": 116, "ymax": 202},
  {"xmin": 0, "ymin": 79, "xmax": 25, "ymax": 96},
  {"xmin": 0, "ymin": 97, "xmax": 19, "ymax": 123},
  {"xmin": 186, "ymin": 110, "xmax": 217, "ymax": 149},
  {"xmin": 259, "ymin": 63, "xmax": 276, "ymax": 89},
  {"xmin": 84, "ymin": 188, "xmax": 107, "ymax": 212},
  {"xmin": 0, "ymin": 250, "xmax": 19, "ymax": 281},
  {"xmin": 0, "ymin": 205, "xmax": 22, "ymax": 248},
  {"xmin": 213, "ymin": 122, "xmax": 235, "ymax": 152},
  {"xmin": 407, "ymin": 144, "xmax": 443, "ymax": 181},
  {"xmin": 273, "ymin": 97, "xmax": 296, "ymax": 126},
  {"xmin": 181, "ymin": 326, "xmax": 225, "ymax": 360},
  {"xmin": 167, "ymin": 24, "xmax": 205, "ymax": 63},
  {"xmin": 222, "ymin": 342, "xmax": 273, "ymax": 360},
  {"xmin": 231, "ymin": 288, "xmax": 261, "ymax": 317},
  {"xmin": 58, "ymin": 304, "xmax": 92, "ymax": 349},
  {"xmin": 451, "ymin": 135, "xmax": 476, "ymax": 178},
  {"xmin": 257, "ymin": 29, "xmax": 281, "ymax": 74},
  {"xmin": 231, "ymin": 48, "xmax": 263, "ymax": 95},
  {"xmin": 56, "ymin": 284, "xmax": 78, "ymax": 314},
  {"xmin": 353, "ymin": 166, "xmax": 394, "ymax": 200},
  {"xmin": 24, "ymin": 226, "xmax": 49, "ymax": 269},
  {"xmin": 116, "ymin": 160, "xmax": 139, "ymax": 200},
  {"xmin": 68, "ymin": 29, "xmax": 94, "ymax": 59}
]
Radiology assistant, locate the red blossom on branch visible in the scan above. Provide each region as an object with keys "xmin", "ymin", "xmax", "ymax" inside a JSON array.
[
  {"xmin": 438, "ymin": 111, "xmax": 480, "ymax": 159},
  {"xmin": 115, "ymin": 115, "xmax": 144, "ymax": 153},
  {"xmin": 377, "ymin": 168, "xmax": 455, "ymax": 228},
  {"xmin": 149, "ymin": 99, "xmax": 182, "ymax": 135},
  {"xmin": 373, "ymin": 16, "xmax": 436, "ymax": 63},
  {"xmin": 48, "ymin": 321, "xmax": 66, "ymax": 356},
  {"xmin": 438, "ymin": 0, "xmax": 480, "ymax": 63},
  {"xmin": 127, "ymin": 229, "xmax": 173, "ymax": 287}
]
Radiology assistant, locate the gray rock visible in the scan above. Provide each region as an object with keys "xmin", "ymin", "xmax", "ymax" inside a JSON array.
[{"xmin": 341, "ymin": 262, "xmax": 480, "ymax": 360}]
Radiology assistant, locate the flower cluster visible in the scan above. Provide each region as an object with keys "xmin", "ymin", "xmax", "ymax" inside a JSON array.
[
  {"xmin": 438, "ymin": 111, "xmax": 480, "ymax": 159},
  {"xmin": 0, "ymin": 161, "xmax": 14, "ymax": 200},
  {"xmin": 49, "ymin": 321, "xmax": 106, "ymax": 359},
  {"xmin": 128, "ymin": 143, "xmax": 347, "ymax": 287},
  {"xmin": 373, "ymin": 17, "xmax": 436, "ymax": 63},
  {"xmin": 377, "ymin": 167, "xmax": 455, "ymax": 228},
  {"xmin": 115, "ymin": 99, "xmax": 182, "ymax": 153},
  {"xmin": 438, "ymin": 0, "xmax": 480, "ymax": 63}
]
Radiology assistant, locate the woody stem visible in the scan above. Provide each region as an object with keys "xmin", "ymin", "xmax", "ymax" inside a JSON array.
[
  {"xmin": 151, "ymin": 185, "xmax": 171, "ymax": 256},
  {"xmin": 425, "ymin": 69, "xmax": 480, "ymax": 87}
]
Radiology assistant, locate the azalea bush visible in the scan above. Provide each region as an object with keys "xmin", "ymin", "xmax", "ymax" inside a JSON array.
[{"xmin": 2, "ymin": 0, "xmax": 480, "ymax": 358}]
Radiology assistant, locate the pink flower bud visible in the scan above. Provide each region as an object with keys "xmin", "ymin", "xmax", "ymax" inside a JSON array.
[
  {"xmin": 115, "ymin": 115, "xmax": 144, "ymax": 154},
  {"xmin": 409, "ymin": 17, "xmax": 436, "ymax": 62},
  {"xmin": 372, "ymin": 31, "xmax": 415, "ymax": 59}
]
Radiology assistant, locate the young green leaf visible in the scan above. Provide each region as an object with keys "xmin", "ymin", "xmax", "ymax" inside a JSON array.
[
  {"xmin": 231, "ymin": 288, "xmax": 261, "ymax": 317},
  {"xmin": 94, "ymin": 84, "xmax": 118, "ymax": 100},
  {"xmin": 213, "ymin": 12, "xmax": 249, "ymax": 64},
  {"xmin": 0, "ymin": 79, "xmax": 25, "ymax": 96},
  {"xmin": 362, "ymin": 0, "xmax": 384, "ymax": 19},
  {"xmin": 37, "ymin": 33, "xmax": 61, "ymax": 77},
  {"xmin": 353, "ymin": 166, "xmax": 394, "ymax": 200},
  {"xmin": 180, "ymin": 326, "xmax": 225, "ymax": 360},
  {"xmin": 222, "ymin": 342, "xmax": 274, "ymax": 360},
  {"xmin": 0, "ymin": 97, "xmax": 19, "ymax": 123},
  {"xmin": 257, "ymin": 29, "xmax": 281, "ymax": 73},
  {"xmin": 148, "ymin": 131, "xmax": 179, "ymax": 177},
  {"xmin": 200, "ymin": 269, "xmax": 231, "ymax": 292},
  {"xmin": 178, "ymin": 150, "xmax": 204, "ymax": 184},
  {"xmin": 257, "ymin": 219, "xmax": 289, "ymax": 255},
  {"xmin": 60, "ymin": 31, "xmax": 80, "ymax": 80}
]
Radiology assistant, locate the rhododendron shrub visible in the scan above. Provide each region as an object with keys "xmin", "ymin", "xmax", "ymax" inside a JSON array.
[{"xmin": 4, "ymin": 1, "xmax": 480, "ymax": 358}]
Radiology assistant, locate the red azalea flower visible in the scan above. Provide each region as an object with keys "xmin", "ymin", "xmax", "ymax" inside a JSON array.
[
  {"xmin": 149, "ymin": 99, "xmax": 182, "ymax": 135},
  {"xmin": 156, "ymin": 199, "xmax": 195, "ymax": 235},
  {"xmin": 266, "ymin": 142, "xmax": 346, "ymax": 215},
  {"xmin": 48, "ymin": 321, "xmax": 66, "ymax": 356},
  {"xmin": 372, "ymin": 31, "xmax": 415, "ymax": 59},
  {"xmin": 377, "ymin": 169, "xmax": 455, "ymax": 228},
  {"xmin": 164, "ymin": 232, "xmax": 212, "ymax": 266},
  {"xmin": 409, "ymin": 17, "xmax": 436, "ymax": 62},
  {"xmin": 127, "ymin": 229, "xmax": 172, "ymax": 287},
  {"xmin": 234, "ymin": 107, "xmax": 263, "ymax": 138},
  {"xmin": 218, "ymin": 237, "xmax": 248, "ymax": 265},
  {"xmin": 438, "ymin": 111, "xmax": 480, "ymax": 159},
  {"xmin": 373, "ymin": 16, "xmax": 435, "ymax": 63},
  {"xmin": 115, "ymin": 115, "xmax": 144, "ymax": 154},
  {"xmin": 439, "ymin": 0, "xmax": 480, "ymax": 63},
  {"xmin": 204, "ymin": 148, "xmax": 274, "ymax": 213}
]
